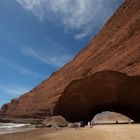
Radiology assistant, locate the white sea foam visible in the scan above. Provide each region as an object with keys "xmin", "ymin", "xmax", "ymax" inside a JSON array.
[
  {"xmin": 0, "ymin": 123, "xmax": 29, "ymax": 129},
  {"xmin": 0, "ymin": 123, "xmax": 34, "ymax": 135}
]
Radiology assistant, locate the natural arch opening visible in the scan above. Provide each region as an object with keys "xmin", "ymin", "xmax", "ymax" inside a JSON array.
[
  {"xmin": 88, "ymin": 104, "xmax": 136, "ymax": 124},
  {"xmin": 91, "ymin": 111, "xmax": 134, "ymax": 124},
  {"xmin": 54, "ymin": 71, "xmax": 140, "ymax": 123}
]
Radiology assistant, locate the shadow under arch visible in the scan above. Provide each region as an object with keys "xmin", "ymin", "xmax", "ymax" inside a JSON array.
[{"xmin": 54, "ymin": 70, "xmax": 140, "ymax": 123}]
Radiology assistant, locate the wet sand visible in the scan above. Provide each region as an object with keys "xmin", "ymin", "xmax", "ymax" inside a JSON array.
[{"xmin": 0, "ymin": 124, "xmax": 140, "ymax": 140}]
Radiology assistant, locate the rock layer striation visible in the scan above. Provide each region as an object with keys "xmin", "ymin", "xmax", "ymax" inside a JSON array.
[{"xmin": 0, "ymin": 0, "xmax": 140, "ymax": 122}]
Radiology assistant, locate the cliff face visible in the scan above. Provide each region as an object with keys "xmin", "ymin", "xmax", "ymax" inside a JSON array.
[
  {"xmin": 54, "ymin": 71, "xmax": 140, "ymax": 122},
  {"xmin": 0, "ymin": 0, "xmax": 140, "ymax": 121}
]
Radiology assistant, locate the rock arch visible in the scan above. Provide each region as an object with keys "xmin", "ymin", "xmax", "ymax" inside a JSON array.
[{"xmin": 54, "ymin": 71, "xmax": 140, "ymax": 123}]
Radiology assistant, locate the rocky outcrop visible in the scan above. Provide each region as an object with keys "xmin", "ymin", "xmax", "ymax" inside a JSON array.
[
  {"xmin": 42, "ymin": 116, "xmax": 68, "ymax": 127},
  {"xmin": 68, "ymin": 123, "xmax": 80, "ymax": 128},
  {"xmin": 0, "ymin": 0, "xmax": 140, "ymax": 122},
  {"xmin": 92, "ymin": 111, "xmax": 134, "ymax": 124},
  {"xmin": 54, "ymin": 71, "xmax": 140, "ymax": 122}
]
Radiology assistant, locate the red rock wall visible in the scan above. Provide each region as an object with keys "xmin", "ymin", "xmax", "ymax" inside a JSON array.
[
  {"xmin": 54, "ymin": 71, "xmax": 140, "ymax": 122},
  {"xmin": 0, "ymin": 0, "xmax": 140, "ymax": 119}
]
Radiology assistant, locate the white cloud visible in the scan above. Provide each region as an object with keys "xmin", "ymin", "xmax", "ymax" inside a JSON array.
[
  {"xmin": 0, "ymin": 57, "xmax": 44, "ymax": 79},
  {"xmin": 21, "ymin": 46, "xmax": 72, "ymax": 67},
  {"xmin": 0, "ymin": 84, "xmax": 30, "ymax": 97},
  {"xmin": 16, "ymin": 0, "xmax": 45, "ymax": 21},
  {"xmin": 16, "ymin": 0, "xmax": 122, "ymax": 39},
  {"xmin": 0, "ymin": 83, "xmax": 31, "ymax": 106}
]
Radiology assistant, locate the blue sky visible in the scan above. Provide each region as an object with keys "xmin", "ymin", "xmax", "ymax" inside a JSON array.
[{"xmin": 0, "ymin": 0, "xmax": 123, "ymax": 106}]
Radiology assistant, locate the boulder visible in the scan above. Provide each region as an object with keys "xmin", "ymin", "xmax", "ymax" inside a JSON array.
[
  {"xmin": 68, "ymin": 123, "xmax": 80, "ymax": 128},
  {"xmin": 35, "ymin": 124, "xmax": 45, "ymax": 128},
  {"xmin": 92, "ymin": 111, "xmax": 134, "ymax": 124},
  {"xmin": 42, "ymin": 116, "xmax": 68, "ymax": 127}
]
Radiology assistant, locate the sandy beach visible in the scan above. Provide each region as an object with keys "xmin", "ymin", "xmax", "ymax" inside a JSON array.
[{"xmin": 0, "ymin": 124, "xmax": 140, "ymax": 140}]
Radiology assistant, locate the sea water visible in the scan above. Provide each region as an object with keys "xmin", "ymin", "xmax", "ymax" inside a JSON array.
[{"xmin": 0, "ymin": 123, "xmax": 35, "ymax": 135}]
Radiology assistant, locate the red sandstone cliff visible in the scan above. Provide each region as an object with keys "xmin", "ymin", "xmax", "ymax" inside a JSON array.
[{"xmin": 0, "ymin": 0, "xmax": 140, "ymax": 121}]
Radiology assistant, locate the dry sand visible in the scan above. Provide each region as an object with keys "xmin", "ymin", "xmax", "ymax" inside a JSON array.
[{"xmin": 0, "ymin": 124, "xmax": 140, "ymax": 140}]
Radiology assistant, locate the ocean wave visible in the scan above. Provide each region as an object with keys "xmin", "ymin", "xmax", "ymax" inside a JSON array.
[{"xmin": 0, "ymin": 123, "xmax": 29, "ymax": 129}]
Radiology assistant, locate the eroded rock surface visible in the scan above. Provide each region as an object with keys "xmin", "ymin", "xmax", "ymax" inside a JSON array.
[
  {"xmin": 42, "ymin": 116, "xmax": 68, "ymax": 127},
  {"xmin": 54, "ymin": 71, "xmax": 140, "ymax": 122},
  {"xmin": 0, "ymin": 0, "xmax": 140, "ymax": 121}
]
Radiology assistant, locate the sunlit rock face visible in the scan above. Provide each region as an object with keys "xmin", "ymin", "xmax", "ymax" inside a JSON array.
[
  {"xmin": 0, "ymin": 0, "xmax": 140, "ymax": 120},
  {"xmin": 92, "ymin": 111, "xmax": 134, "ymax": 124},
  {"xmin": 54, "ymin": 71, "xmax": 140, "ymax": 122}
]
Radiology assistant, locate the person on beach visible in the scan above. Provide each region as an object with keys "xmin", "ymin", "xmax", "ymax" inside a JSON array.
[
  {"xmin": 92, "ymin": 121, "xmax": 95, "ymax": 126},
  {"xmin": 88, "ymin": 122, "xmax": 92, "ymax": 128},
  {"xmin": 88, "ymin": 122, "xmax": 90, "ymax": 127},
  {"xmin": 116, "ymin": 120, "xmax": 119, "ymax": 124},
  {"xmin": 128, "ymin": 119, "xmax": 131, "ymax": 124}
]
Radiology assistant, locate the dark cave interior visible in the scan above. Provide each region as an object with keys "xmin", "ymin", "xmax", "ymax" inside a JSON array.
[{"xmin": 54, "ymin": 71, "xmax": 140, "ymax": 123}]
